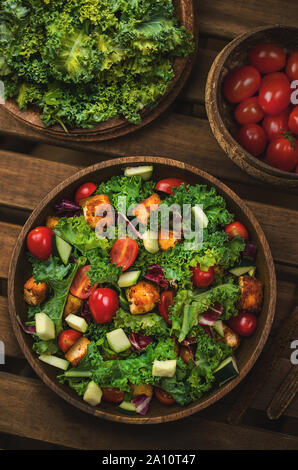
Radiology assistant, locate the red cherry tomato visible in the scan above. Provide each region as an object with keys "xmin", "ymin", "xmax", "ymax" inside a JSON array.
[
  {"xmin": 155, "ymin": 178, "xmax": 187, "ymax": 195},
  {"xmin": 191, "ymin": 264, "xmax": 214, "ymax": 288},
  {"xmin": 154, "ymin": 387, "xmax": 175, "ymax": 405},
  {"xmin": 58, "ymin": 329, "xmax": 82, "ymax": 353},
  {"xmin": 266, "ymin": 135, "xmax": 298, "ymax": 172},
  {"xmin": 288, "ymin": 107, "xmax": 298, "ymax": 135},
  {"xmin": 158, "ymin": 291, "xmax": 175, "ymax": 324},
  {"xmin": 70, "ymin": 265, "xmax": 98, "ymax": 299},
  {"xmin": 237, "ymin": 123, "xmax": 267, "ymax": 156},
  {"xmin": 75, "ymin": 182, "xmax": 97, "ymax": 205},
  {"xmin": 261, "ymin": 72, "xmax": 289, "ymax": 89},
  {"xmin": 89, "ymin": 288, "xmax": 119, "ymax": 323},
  {"xmin": 234, "ymin": 97, "xmax": 264, "ymax": 125},
  {"xmin": 258, "ymin": 77, "xmax": 291, "ymax": 115},
  {"xmin": 225, "ymin": 221, "xmax": 249, "ymax": 240},
  {"xmin": 27, "ymin": 226, "xmax": 53, "ymax": 260},
  {"xmin": 286, "ymin": 51, "xmax": 298, "ymax": 81},
  {"xmin": 262, "ymin": 109, "xmax": 289, "ymax": 141},
  {"xmin": 249, "ymin": 43, "xmax": 286, "ymax": 74},
  {"xmin": 223, "ymin": 66, "xmax": 261, "ymax": 104},
  {"xmin": 102, "ymin": 388, "xmax": 124, "ymax": 403},
  {"xmin": 228, "ymin": 312, "xmax": 258, "ymax": 337},
  {"xmin": 110, "ymin": 237, "xmax": 138, "ymax": 272}
]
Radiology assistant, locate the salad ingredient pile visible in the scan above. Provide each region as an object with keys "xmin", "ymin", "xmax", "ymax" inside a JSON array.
[
  {"xmin": 223, "ymin": 42, "xmax": 298, "ymax": 173},
  {"xmin": 23, "ymin": 166, "xmax": 263, "ymax": 415},
  {"xmin": 0, "ymin": 0, "xmax": 194, "ymax": 129}
]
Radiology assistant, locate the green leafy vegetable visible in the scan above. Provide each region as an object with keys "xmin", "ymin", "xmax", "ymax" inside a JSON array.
[{"xmin": 0, "ymin": 0, "xmax": 194, "ymax": 128}]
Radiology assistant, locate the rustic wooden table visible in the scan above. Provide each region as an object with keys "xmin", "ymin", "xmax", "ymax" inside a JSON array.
[{"xmin": 0, "ymin": 0, "xmax": 297, "ymax": 450}]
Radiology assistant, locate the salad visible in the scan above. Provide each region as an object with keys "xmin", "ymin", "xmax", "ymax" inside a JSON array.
[{"xmin": 22, "ymin": 166, "xmax": 263, "ymax": 415}]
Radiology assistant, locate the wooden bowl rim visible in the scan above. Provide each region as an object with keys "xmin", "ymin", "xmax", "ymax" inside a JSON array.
[
  {"xmin": 0, "ymin": 0, "xmax": 198, "ymax": 142},
  {"xmin": 8, "ymin": 156, "xmax": 276, "ymax": 424},
  {"xmin": 205, "ymin": 24, "xmax": 298, "ymax": 185}
]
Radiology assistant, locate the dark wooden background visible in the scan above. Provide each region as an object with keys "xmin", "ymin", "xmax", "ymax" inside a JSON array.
[{"xmin": 0, "ymin": 0, "xmax": 297, "ymax": 449}]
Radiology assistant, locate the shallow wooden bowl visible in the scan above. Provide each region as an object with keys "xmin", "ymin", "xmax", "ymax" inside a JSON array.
[
  {"xmin": 205, "ymin": 25, "xmax": 298, "ymax": 190},
  {"xmin": 0, "ymin": 0, "xmax": 197, "ymax": 142},
  {"xmin": 8, "ymin": 156, "xmax": 276, "ymax": 424}
]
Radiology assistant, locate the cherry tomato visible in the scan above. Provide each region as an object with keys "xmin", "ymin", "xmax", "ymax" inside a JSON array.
[
  {"xmin": 266, "ymin": 135, "xmax": 298, "ymax": 172},
  {"xmin": 234, "ymin": 97, "xmax": 264, "ymax": 125},
  {"xmin": 154, "ymin": 387, "xmax": 175, "ymax": 405},
  {"xmin": 237, "ymin": 123, "xmax": 267, "ymax": 156},
  {"xmin": 228, "ymin": 312, "xmax": 258, "ymax": 337},
  {"xmin": 223, "ymin": 66, "xmax": 261, "ymax": 104},
  {"xmin": 74, "ymin": 182, "xmax": 97, "ymax": 205},
  {"xmin": 262, "ymin": 109, "xmax": 289, "ymax": 141},
  {"xmin": 225, "ymin": 221, "xmax": 249, "ymax": 240},
  {"xmin": 288, "ymin": 107, "xmax": 298, "ymax": 135},
  {"xmin": 191, "ymin": 264, "xmax": 214, "ymax": 288},
  {"xmin": 58, "ymin": 329, "xmax": 82, "ymax": 353},
  {"xmin": 26, "ymin": 226, "xmax": 53, "ymax": 260},
  {"xmin": 102, "ymin": 388, "xmax": 124, "ymax": 403},
  {"xmin": 249, "ymin": 43, "xmax": 286, "ymax": 74},
  {"xmin": 261, "ymin": 72, "xmax": 289, "ymax": 89},
  {"xmin": 258, "ymin": 77, "xmax": 291, "ymax": 115},
  {"xmin": 70, "ymin": 265, "xmax": 98, "ymax": 299},
  {"xmin": 155, "ymin": 178, "xmax": 188, "ymax": 195},
  {"xmin": 286, "ymin": 51, "xmax": 298, "ymax": 81},
  {"xmin": 89, "ymin": 288, "xmax": 119, "ymax": 323},
  {"xmin": 110, "ymin": 237, "xmax": 138, "ymax": 272},
  {"xmin": 158, "ymin": 291, "xmax": 175, "ymax": 324}
]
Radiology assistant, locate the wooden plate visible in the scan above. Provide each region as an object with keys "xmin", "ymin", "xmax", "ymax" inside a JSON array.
[
  {"xmin": 0, "ymin": 0, "xmax": 197, "ymax": 142},
  {"xmin": 205, "ymin": 25, "xmax": 298, "ymax": 190},
  {"xmin": 8, "ymin": 156, "xmax": 276, "ymax": 424}
]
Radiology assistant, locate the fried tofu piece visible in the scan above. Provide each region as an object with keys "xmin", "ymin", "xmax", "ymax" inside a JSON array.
[
  {"xmin": 158, "ymin": 229, "xmax": 180, "ymax": 251},
  {"xmin": 24, "ymin": 277, "xmax": 48, "ymax": 306},
  {"xmin": 46, "ymin": 216, "xmax": 60, "ymax": 231},
  {"xmin": 132, "ymin": 384, "xmax": 153, "ymax": 398},
  {"xmin": 126, "ymin": 281, "xmax": 160, "ymax": 315},
  {"xmin": 63, "ymin": 294, "xmax": 83, "ymax": 318},
  {"xmin": 133, "ymin": 193, "xmax": 161, "ymax": 225},
  {"xmin": 239, "ymin": 275, "xmax": 263, "ymax": 313},
  {"xmin": 65, "ymin": 336, "xmax": 91, "ymax": 367},
  {"xmin": 222, "ymin": 324, "xmax": 240, "ymax": 349},
  {"xmin": 80, "ymin": 194, "xmax": 113, "ymax": 229}
]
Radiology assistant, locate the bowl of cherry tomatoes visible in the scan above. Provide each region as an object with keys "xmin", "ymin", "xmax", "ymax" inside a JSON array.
[{"xmin": 205, "ymin": 25, "xmax": 298, "ymax": 190}]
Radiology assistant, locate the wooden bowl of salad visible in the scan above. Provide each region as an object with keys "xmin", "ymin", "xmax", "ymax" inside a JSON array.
[
  {"xmin": 206, "ymin": 25, "xmax": 298, "ymax": 190},
  {"xmin": 8, "ymin": 157, "xmax": 276, "ymax": 424},
  {"xmin": 0, "ymin": 0, "xmax": 197, "ymax": 142}
]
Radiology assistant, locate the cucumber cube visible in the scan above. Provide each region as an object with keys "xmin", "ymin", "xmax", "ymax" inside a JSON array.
[
  {"xmin": 106, "ymin": 328, "xmax": 131, "ymax": 353},
  {"xmin": 191, "ymin": 205, "xmax": 208, "ymax": 229},
  {"xmin": 35, "ymin": 312, "xmax": 55, "ymax": 341},
  {"xmin": 143, "ymin": 230, "xmax": 159, "ymax": 254},
  {"xmin": 83, "ymin": 381, "xmax": 103, "ymax": 407},
  {"xmin": 118, "ymin": 270, "xmax": 141, "ymax": 288},
  {"xmin": 39, "ymin": 354, "xmax": 69, "ymax": 371},
  {"xmin": 124, "ymin": 166, "xmax": 153, "ymax": 181},
  {"xmin": 65, "ymin": 314, "xmax": 88, "ymax": 333},
  {"xmin": 152, "ymin": 359, "xmax": 177, "ymax": 378}
]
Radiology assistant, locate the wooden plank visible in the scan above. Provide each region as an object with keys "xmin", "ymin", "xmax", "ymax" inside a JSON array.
[
  {"xmin": 198, "ymin": 0, "xmax": 298, "ymax": 40},
  {"xmin": 1, "ymin": 110, "xmax": 298, "ymax": 198},
  {"xmin": 0, "ymin": 297, "xmax": 22, "ymax": 359},
  {"xmin": 0, "ymin": 371, "xmax": 297, "ymax": 449},
  {"xmin": 0, "ymin": 222, "xmax": 21, "ymax": 279}
]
